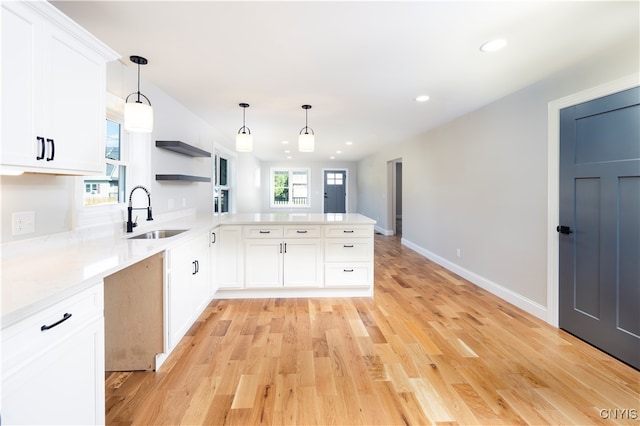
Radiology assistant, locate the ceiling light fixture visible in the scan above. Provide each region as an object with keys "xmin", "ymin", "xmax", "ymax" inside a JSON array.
[
  {"xmin": 480, "ymin": 39, "xmax": 507, "ymax": 53},
  {"xmin": 415, "ymin": 95, "xmax": 430, "ymax": 102},
  {"xmin": 236, "ymin": 103, "xmax": 252, "ymax": 152},
  {"xmin": 124, "ymin": 55, "xmax": 153, "ymax": 133},
  {"xmin": 298, "ymin": 104, "xmax": 315, "ymax": 152}
]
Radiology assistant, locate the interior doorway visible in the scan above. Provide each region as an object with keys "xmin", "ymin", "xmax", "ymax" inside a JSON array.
[{"xmin": 388, "ymin": 159, "xmax": 403, "ymax": 236}]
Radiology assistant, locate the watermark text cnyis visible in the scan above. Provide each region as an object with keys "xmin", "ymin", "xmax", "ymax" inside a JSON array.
[{"xmin": 599, "ymin": 408, "xmax": 638, "ymax": 420}]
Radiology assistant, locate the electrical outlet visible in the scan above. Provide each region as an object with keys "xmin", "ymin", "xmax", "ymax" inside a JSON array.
[
  {"xmin": 456, "ymin": 248, "xmax": 461, "ymax": 257},
  {"xmin": 12, "ymin": 211, "xmax": 35, "ymax": 235}
]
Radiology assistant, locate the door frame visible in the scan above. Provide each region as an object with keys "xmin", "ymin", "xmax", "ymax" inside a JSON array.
[
  {"xmin": 386, "ymin": 158, "xmax": 402, "ymax": 236},
  {"xmin": 546, "ymin": 73, "xmax": 639, "ymax": 327},
  {"xmin": 322, "ymin": 168, "xmax": 348, "ymax": 213}
]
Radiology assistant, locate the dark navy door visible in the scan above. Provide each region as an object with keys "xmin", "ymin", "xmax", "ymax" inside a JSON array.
[
  {"xmin": 324, "ymin": 170, "xmax": 346, "ymax": 213},
  {"xmin": 559, "ymin": 86, "xmax": 640, "ymax": 369}
]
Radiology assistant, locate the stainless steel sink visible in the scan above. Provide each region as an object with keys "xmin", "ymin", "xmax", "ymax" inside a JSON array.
[{"xmin": 128, "ymin": 229, "xmax": 187, "ymax": 239}]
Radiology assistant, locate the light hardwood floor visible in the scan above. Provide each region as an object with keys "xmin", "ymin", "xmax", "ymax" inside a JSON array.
[{"xmin": 106, "ymin": 235, "xmax": 640, "ymax": 425}]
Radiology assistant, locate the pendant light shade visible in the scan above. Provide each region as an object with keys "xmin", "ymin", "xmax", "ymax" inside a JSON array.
[
  {"xmin": 124, "ymin": 55, "xmax": 153, "ymax": 133},
  {"xmin": 236, "ymin": 103, "xmax": 253, "ymax": 152},
  {"xmin": 298, "ymin": 104, "xmax": 314, "ymax": 152}
]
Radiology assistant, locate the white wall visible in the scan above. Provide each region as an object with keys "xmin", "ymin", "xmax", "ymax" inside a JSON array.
[
  {"xmin": 260, "ymin": 161, "xmax": 358, "ymax": 214},
  {"xmin": 235, "ymin": 152, "xmax": 262, "ymax": 213},
  {"xmin": 357, "ymin": 36, "xmax": 639, "ymax": 320}
]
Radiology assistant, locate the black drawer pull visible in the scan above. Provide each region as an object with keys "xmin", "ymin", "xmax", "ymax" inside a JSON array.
[
  {"xmin": 296, "ymin": 230, "xmax": 308, "ymax": 234},
  {"xmin": 41, "ymin": 313, "xmax": 72, "ymax": 331},
  {"xmin": 343, "ymin": 269, "xmax": 354, "ymax": 272},
  {"xmin": 259, "ymin": 230, "xmax": 271, "ymax": 234},
  {"xmin": 343, "ymin": 244, "xmax": 354, "ymax": 248},
  {"xmin": 343, "ymin": 230, "xmax": 354, "ymax": 233}
]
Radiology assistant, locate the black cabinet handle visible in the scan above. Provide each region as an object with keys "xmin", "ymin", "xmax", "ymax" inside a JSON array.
[
  {"xmin": 343, "ymin": 230, "xmax": 354, "ymax": 233},
  {"xmin": 556, "ymin": 225, "xmax": 573, "ymax": 235},
  {"xmin": 41, "ymin": 313, "xmax": 72, "ymax": 331},
  {"xmin": 211, "ymin": 232, "xmax": 216, "ymax": 244},
  {"xmin": 343, "ymin": 269, "xmax": 354, "ymax": 272},
  {"xmin": 192, "ymin": 260, "xmax": 198, "ymax": 275},
  {"xmin": 36, "ymin": 136, "xmax": 45, "ymax": 160},
  {"xmin": 343, "ymin": 244, "xmax": 354, "ymax": 248},
  {"xmin": 259, "ymin": 230, "xmax": 271, "ymax": 234},
  {"xmin": 279, "ymin": 243, "xmax": 283, "ymax": 254},
  {"xmin": 296, "ymin": 230, "xmax": 307, "ymax": 234},
  {"xmin": 284, "ymin": 243, "xmax": 287, "ymax": 253},
  {"xmin": 46, "ymin": 138, "xmax": 55, "ymax": 161}
]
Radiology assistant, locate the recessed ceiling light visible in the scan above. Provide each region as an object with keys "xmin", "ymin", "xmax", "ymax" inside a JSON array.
[
  {"xmin": 480, "ymin": 39, "xmax": 507, "ymax": 53},
  {"xmin": 336, "ymin": 150, "xmax": 342, "ymax": 154},
  {"xmin": 415, "ymin": 95, "xmax": 430, "ymax": 102},
  {"xmin": 346, "ymin": 141, "xmax": 353, "ymax": 145},
  {"xmin": 286, "ymin": 156, "xmax": 292, "ymax": 159},
  {"xmin": 330, "ymin": 156, "xmax": 335, "ymax": 160},
  {"xmin": 284, "ymin": 150, "xmax": 291, "ymax": 153},
  {"xmin": 281, "ymin": 140, "xmax": 289, "ymax": 144}
]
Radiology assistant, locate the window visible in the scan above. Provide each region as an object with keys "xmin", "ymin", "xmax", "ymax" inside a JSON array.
[
  {"xmin": 326, "ymin": 172, "xmax": 344, "ymax": 185},
  {"xmin": 271, "ymin": 168, "xmax": 310, "ymax": 208},
  {"xmin": 83, "ymin": 119, "xmax": 126, "ymax": 206},
  {"xmin": 214, "ymin": 153, "xmax": 232, "ymax": 213}
]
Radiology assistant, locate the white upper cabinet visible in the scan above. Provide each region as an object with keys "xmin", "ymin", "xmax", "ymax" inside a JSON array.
[{"xmin": 1, "ymin": 0, "xmax": 118, "ymax": 175}]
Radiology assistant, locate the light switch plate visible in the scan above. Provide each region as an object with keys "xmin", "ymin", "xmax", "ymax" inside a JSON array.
[{"xmin": 12, "ymin": 211, "xmax": 35, "ymax": 235}]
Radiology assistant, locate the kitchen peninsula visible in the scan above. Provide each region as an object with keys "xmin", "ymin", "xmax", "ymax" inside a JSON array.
[{"xmin": 1, "ymin": 212, "xmax": 375, "ymax": 425}]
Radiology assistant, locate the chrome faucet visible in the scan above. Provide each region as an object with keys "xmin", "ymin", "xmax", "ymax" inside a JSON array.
[{"xmin": 127, "ymin": 185, "xmax": 153, "ymax": 233}]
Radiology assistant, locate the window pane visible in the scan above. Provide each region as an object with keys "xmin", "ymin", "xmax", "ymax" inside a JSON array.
[
  {"xmin": 105, "ymin": 120, "xmax": 121, "ymax": 161},
  {"xmin": 219, "ymin": 157, "xmax": 228, "ymax": 186},
  {"xmin": 84, "ymin": 119, "xmax": 126, "ymax": 207},
  {"xmin": 273, "ymin": 171, "xmax": 289, "ymax": 205}
]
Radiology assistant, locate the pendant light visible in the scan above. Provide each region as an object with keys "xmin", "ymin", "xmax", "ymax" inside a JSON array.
[
  {"xmin": 236, "ymin": 103, "xmax": 252, "ymax": 152},
  {"xmin": 298, "ymin": 104, "xmax": 314, "ymax": 152},
  {"xmin": 124, "ymin": 55, "xmax": 153, "ymax": 133}
]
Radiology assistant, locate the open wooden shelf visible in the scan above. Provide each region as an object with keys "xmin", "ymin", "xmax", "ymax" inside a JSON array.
[
  {"xmin": 155, "ymin": 174, "xmax": 211, "ymax": 182},
  {"xmin": 155, "ymin": 140, "xmax": 211, "ymax": 157}
]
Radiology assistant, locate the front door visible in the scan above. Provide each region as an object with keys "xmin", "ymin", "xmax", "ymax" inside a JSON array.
[
  {"xmin": 324, "ymin": 170, "xmax": 346, "ymax": 213},
  {"xmin": 559, "ymin": 86, "xmax": 640, "ymax": 369}
]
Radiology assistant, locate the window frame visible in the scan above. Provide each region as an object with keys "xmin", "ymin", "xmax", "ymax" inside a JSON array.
[
  {"xmin": 74, "ymin": 93, "xmax": 129, "ymax": 229},
  {"xmin": 213, "ymin": 147, "xmax": 236, "ymax": 214},
  {"xmin": 270, "ymin": 167, "xmax": 311, "ymax": 208}
]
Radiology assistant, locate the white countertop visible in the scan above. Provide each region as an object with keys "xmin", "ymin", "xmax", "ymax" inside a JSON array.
[{"xmin": 1, "ymin": 212, "xmax": 374, "ymax": 328}]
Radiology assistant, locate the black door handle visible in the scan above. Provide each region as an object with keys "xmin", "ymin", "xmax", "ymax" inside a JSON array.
[
  {"xmin": 556, "ymin": 225, "xmax": 573, "ymax": 235},
  {"xmin": 46, "ymin": 138, "xmax": 55, "ymax": 161},
  {"xmin": 36, "ymin": 136, "xmax": 45, "ymax": 160},
  {"xmin": 41, "ymin": 313, "xmax": 72, "ymax": 331}
]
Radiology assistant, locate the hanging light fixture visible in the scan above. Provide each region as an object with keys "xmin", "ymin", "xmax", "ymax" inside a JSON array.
[
  {"xmin": 298, "ymin": 104, "xmax": 314, "ymax": 152},
  {"xmin": 124, "ymin": 55, "xmax": 153, "ymax": 133},
  {"xmin": 236, "ymin": 103, "xmax": 252, "ymax": 152}
]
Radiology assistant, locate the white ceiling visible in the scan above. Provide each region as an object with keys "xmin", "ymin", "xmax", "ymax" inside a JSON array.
[{"xmin": 52, "ymin": 1, "xmax": 639, "ymax": 162}]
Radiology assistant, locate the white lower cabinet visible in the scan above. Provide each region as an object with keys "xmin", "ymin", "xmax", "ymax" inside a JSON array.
[
  {"xmin": 209, "ymin": 227, "xmax": 219, "ymax": 296},
  {"xmin": 324, "ymin": 225, "xmax": 374, "ymax": 288},
  {"xmin": 244, "ymin": 226, "xmax": 323, "ymax": 288},
  {"xmin": 1, "ymin": 283, "xmax": 105, "ymax": 425},
  {"xmin": 167, "ymin": 232, "xmax": 210, "ymax": 349}
]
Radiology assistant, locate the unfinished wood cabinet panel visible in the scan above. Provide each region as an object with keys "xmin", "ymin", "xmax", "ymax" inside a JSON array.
[{"xmin": 104, "ymin": 252, "xmax": 164, "ymax": 371}]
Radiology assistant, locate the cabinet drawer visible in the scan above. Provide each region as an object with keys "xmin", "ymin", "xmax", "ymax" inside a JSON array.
[
  {"xmin": 244, "ymin": 225, "xmax": 284, "ymax": 238},
  {"xmin": 324, "ymin": 225, "xmax": 372, "ymax": 238},
  {"xmin": 325, "ymin": 263, "xmax": 372, "ymax": 286},
  {"xmin": 284, "ymin": 225, "xmax": 321, "ymax": 238},
  {"xmin": 325, "ymin": 240, "xmax": 372, "ymax": 261},
  {"xmin": 2, "ymin": 282, "xmax": 104, "ymax": 373}
]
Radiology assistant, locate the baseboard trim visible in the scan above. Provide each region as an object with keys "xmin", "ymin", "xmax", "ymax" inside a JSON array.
[
  {"xmin": 374, "ymin": 225, "xmax": 394, "ymax": 236},
  {"xmin": 401, "ymin": 237, "xmax": 548, "ymax": 322}
]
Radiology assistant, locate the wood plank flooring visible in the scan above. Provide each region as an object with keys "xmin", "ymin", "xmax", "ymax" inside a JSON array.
[{"xmin": 106, "ymin": 235, "xmax": 640, "ymax": 425}]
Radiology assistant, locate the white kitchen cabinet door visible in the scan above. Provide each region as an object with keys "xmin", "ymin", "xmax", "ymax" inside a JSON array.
[
  {"xmin": 283, "ymin": 239, "xmax": 323, "ymax": 287},
  {"xmin": 218, "ymin": 226, "xmax": 243, "ymax": 288},
  {"xmin": 245, "ymin": 239, "xmax": 283, "ymax": 288},
  {"xmin": 1, "ymin": 283, "xmax": 105, "ymax": 425},
  {"xmin": 168, "ymin": 232, "xmax": 210, "ymax": 349},
  {"xmin": 0, "ymin": 0, "xmax": 116, "ymax": 175}
]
